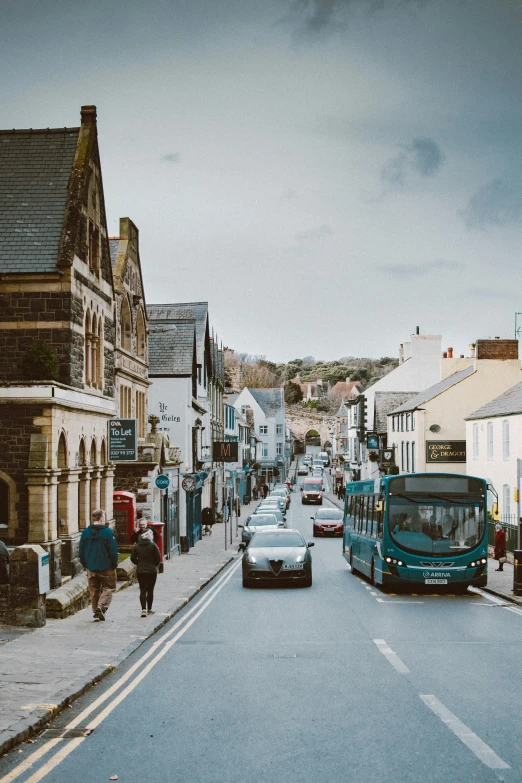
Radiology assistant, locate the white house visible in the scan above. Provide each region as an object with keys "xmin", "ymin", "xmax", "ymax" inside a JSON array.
[
  {"xmin": 233, "ymin": 387, "xmax": 286, "ymax": 483},
  {"xmin": 465, "ymin": 381, "xmax": 522, "ymax": 521},
  {"xmin": 387, "ymin": 340, "xmax": 521, "ymax": 477},
  {"xmin": 359, "ymin": 331, "xmax": 443, "ymax": 478}
]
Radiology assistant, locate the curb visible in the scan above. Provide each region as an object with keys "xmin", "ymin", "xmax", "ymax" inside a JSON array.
[
  {"xmin": 0, "ymin": 554, "xmax": 237, "ymax": 756},
  {"xmin": 481, "ymin": 585, "xmax": 522, "ymax": 606}
]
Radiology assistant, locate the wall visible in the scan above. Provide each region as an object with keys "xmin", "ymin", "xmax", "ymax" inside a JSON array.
[{"xmin": 466, "ymin": 416, "xmax": 520, "ymax": 516}]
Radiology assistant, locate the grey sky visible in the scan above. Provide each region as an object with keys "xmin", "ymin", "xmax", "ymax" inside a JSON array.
[{"xmin": 2, "ymin": 0, "xmax": 522, "ymax": 361}]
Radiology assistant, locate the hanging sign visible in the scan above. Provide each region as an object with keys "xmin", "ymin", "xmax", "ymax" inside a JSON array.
[
  {"xmin": 212, "ymin": 442, "xmax": 239, "ymax": 462},
  {"xmin": 426, "ymin": 441, "xmax": 466, "ymax": 463},
  {"xmin": 108, "ymin": 419, "xmax": 138, "ymax": 461}
]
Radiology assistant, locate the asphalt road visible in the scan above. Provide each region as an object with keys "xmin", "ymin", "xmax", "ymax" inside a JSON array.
[{"xmin": 2, "ymin": 467, "xmax": 522, "ymax": 783}]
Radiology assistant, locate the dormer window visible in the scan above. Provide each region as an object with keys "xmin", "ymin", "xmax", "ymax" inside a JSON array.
[{"xmin": 121, "ymin": 298, "xmax": 132, "ymax": 352}]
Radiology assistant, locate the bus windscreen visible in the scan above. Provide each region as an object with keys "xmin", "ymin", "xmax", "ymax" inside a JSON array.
[{"xmin": 390, "ymin": 475, "xmax": 484, "ymax": 496}]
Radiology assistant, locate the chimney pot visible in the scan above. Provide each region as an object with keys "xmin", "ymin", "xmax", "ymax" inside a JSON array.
[
  {"xmin": 81, "ymin": 105, "xmax": 97, "ymax": 123},
  {"xmin": 442, "ymin": 352, "xmax": 448, "ymax": 358},
  {"xmin": 447, "ymin": 347, "xmax": 453, "ymax": 358}
]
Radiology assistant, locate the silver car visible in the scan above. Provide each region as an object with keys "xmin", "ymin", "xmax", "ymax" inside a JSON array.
[
  {"xmin": 253, "ymin": 506, "xmax": 285, "ymax": 525},
  {"xmin": 266, "ymin": 495, "xmax": 287, "ymax": 513},
  {"xmin": 242, "ymin": 528, "xmax": 314, "ymax": 587},
  {"xmin": 239, "ymin": 513, "xmax": 284, "ymax": 545},
  {"xmin": 258, "ymin": 499, "xmax": 286, "ymax": 517}
]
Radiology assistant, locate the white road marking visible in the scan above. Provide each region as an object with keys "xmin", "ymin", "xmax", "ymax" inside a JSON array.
[
  {"xmin": 370, "ymin": 591, "xmax": 379, "ymax": 596},
  {"xmin": 420, "ymin": 695, "xmax": 510, "ymax": 770},
  {"xmin": 1, "ymin": 557, "xmax": 242, "ymax": 783},
  {"xmin": 376, "ymin": 598, "xmax": 424, "ymax": 604},
  {"xmin": 373, "ymin": 639, "xmax": 410, "ymax": 674},
  {"xmin": 468, "ymin": 588, "xmax": 506, "ymax": 605},
  {"xmin": 505, "ymin": 605, "xmax": 522, "ymax": 617}
]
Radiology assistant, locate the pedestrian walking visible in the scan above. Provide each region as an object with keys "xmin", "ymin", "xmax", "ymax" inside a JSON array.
[
  {"xmin": 0, "ymin": 539, "xmax": 9, "ymax": 585},
  {"xmin": 130, "ymin": 518, "xmax": 159, "ymax": 544},
  {"xmin": 263, "ymin": 483, "xmax": 269, "ymax": 497},
  {"xmin": 79, "ymin": 509, "xmax": 118, "ymax": 622},
  {"xmin": 130, "ymin": 528, "xmax": 160, "ymax": 617},
  {"xmin": 494, "ymin": 524, "xmax": 507, "ymax": 571},
  {"xmin": 259, "ymin": 486, "xmax": 265, "ymax": 500},
  {"xmin": 252, "ymin": 485, "xmax": 258, "ymax": 501}
]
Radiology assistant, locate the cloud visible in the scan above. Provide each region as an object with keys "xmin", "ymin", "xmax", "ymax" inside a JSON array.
[
  {"xmin": 376, "ymin": 259, "xmax": 464, "ymax": 278},
  {"xmin": 460, "ymin": 178, "xmax": 522, "ymax": 229},
  {"xmin": 161, "ymin": 152, "xmax": 180, "ymax": 163},
  {"xmin": 380, "ymin": 137, "xmax": 445, "ymax": 191},
  {"xmin": 291, "ymin": 0, "xmax": 431, "ymax": 36},
  {"xmin": 294, "ymin": 223, "xmax": 333, "ymax": 241}
]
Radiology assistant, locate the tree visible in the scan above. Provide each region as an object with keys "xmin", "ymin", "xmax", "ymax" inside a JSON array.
[{"xmin": 284, "ymin": 381, "xmax": 303, "ymax": 404}]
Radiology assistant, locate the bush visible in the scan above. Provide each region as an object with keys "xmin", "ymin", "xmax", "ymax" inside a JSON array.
[{"xmin": 20, "ymin": 341, "xmax": 59, "ymax": 380}]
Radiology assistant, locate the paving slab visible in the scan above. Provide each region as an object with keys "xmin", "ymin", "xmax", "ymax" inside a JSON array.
[{"xmin": 0, "ymin": 522, "xmax": 242, "ymax": 754}]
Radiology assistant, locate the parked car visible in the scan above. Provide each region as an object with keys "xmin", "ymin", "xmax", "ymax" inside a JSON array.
[
  {"xmin": 239, "ymin": 513, "xmax": 284, "ymax": 545},
  {"xmin": 303, "ymin": 457, "xmax": 312, "ymax": 465},
  {"xmin": 271, "ymin": 488, "xmax": 290, "ymax": 507},
  {"xmin": 265, "ymin": 496, "xmax": 287, "ymax": 514},
  {"xmin": 301, "ymin": 477, "xmax": 323, "ymax": 505},
  {"xmin": 241, "ymin": 528, "xmax": 314, "ymax": 587},
  {"xmin": 257, "ymin": 500, "xmax": 286, "ymax": 518},
  {"xmin": 319, "ymin": 451, "xmax": 330, "ymax": 467},
  {"xmin": 298, "ymin": 465, "xmax": 309, "ymax": 476},
  {"xmin": 311, "ymin": 507, "xmax": 343, "ymax": 537},
  {"xmin": 311, "ymin": 469, "xmax": 323, "ymax": 479}
]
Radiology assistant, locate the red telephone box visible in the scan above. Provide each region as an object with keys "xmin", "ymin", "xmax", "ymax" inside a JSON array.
[
  {"xmin": 113, "ymin": 491, "xmax": 136, "ymax": 544},
  {"xmin": 148, "ymin": 521, "xmax": 165, "ymax": 573}
]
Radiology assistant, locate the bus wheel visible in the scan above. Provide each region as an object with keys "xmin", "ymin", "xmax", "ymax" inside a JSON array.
[
  {"xmin": 349, "ymin": 548, "xmax": 357, "ymax": 575},
  {"xmin": 370, "ymin": 559, "xmax": 375, "ymax": 586}
]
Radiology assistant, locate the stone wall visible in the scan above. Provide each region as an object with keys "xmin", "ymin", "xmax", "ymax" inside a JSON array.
[{"xmin": 476, "ymin": 339, "xmax": 518, "ymax": 361}]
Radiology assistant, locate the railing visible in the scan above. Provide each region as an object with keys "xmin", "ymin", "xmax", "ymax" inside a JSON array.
[{"xmin": 487, "ymin": 515, "xmax": 519, "ymax": 553}]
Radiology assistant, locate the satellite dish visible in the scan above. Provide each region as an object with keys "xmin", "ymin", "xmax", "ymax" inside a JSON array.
[{"xmin": 429, "ymin": 424, "xmax": 441, "ymax": 433}]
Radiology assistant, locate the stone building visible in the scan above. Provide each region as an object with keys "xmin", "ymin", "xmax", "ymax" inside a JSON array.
[{"xmin": 0, "ymin": 106, "xmax": 116, "ymax": 587}]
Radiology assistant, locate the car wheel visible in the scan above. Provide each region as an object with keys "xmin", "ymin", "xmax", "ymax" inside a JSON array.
[{"xmin": 303, "ymin": 570, "xmax": 312, "ymax": 587}]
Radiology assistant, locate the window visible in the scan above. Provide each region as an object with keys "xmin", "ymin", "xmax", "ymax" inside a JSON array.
[
  {"xmin": 411, "ymin": 442, "xmax": 415, "ymax": 473},
  {"xmin": 120, "ymin": 385, "xmax": 132, "ymax": 418},
  {"xmin": 136, "ymin": 309, "xmax": 146, "ymax": 360},
  {"xmin": 400, "ymin": 414, "xmax": 404, "ymax": 432},
  {"xmin": 411, "ymin": 413, "xmax": 416, "ymax": 429},
  {"xmin": 487, "ymin": 422, "xmax": 494, "ymax": 460},
  {"xmin": 503, "ymin": 484, "xmax": 511, "ymax": 519},
  {"xmin": 259, "ymin": 425, "xmax": 268, "ymax": 435},
  {"xmin": 276, "ymin": 424, "xmax": 283, "ymax": 435},
  {"xmin": 401, "ymin": 441, "xmax": 405, "ymax": 471},
  {"xmin": 473, "ymin": 423, "xmax": 479, "ymax": 459},
  {"xmin": 0, "ymin": 479, "xmax": 8, "ymax": 527},
  {"xmin": 503, "ymin": 420, "xmax": 510, "ymax": 460},
  {"xmin": 241, "ymin": 406, "xmax": 249, "ymax": 415},
  {"xmin": 136, "ymin": 390, "xmax": 146, "ymax": 438},
  {"xmin": 262, "ymin": 442, "xmax": 269, "ymax": 457},
  {"xmin": 276, "ymin": 443, "xmax": 283, "ymax": 455},
  {"xmin": 392, "ymin": 416, "xmax": 395, "ymax": 432},
  {"xmin": 120, "ymin": 298, "xmax": 132, "ymax": 352},
  {"xmin": 406, "ymin": 413, "xmax": 410, "ymax": 432},
  {"xmin": 406, "ymin": 442, "xmax": 410, "ymax": 472}
]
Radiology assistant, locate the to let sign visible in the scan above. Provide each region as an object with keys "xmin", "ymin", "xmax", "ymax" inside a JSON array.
[
  {"xmin": 212, "ymin": 441, "xmax": 239, "ymax": 462},
  {"xmin": 426, "ymin": 440, "xmax": 466, "ymax": 463},
  {"xmin": 108, "ymin": 419, "xmax": 138, "ymax": 461}
]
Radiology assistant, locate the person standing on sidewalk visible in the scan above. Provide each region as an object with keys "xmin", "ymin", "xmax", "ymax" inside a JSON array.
[
  {"xmin": 130, "ymin": 518, "xmax": 159, "ymax": 544},
  {"xmin": 494, "ymin": 524, "xmax": 507, "ymax": 571},
  {"xmin": 130, "ymin": 528, "xmax": 160, "ymax": 617},
  {"xmin": 79, "ymin": 509, "xmax": 118, "ymax": 622}
]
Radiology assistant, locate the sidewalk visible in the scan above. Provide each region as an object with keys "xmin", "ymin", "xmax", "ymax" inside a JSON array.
[{"xmin": 0, "ymin": 520, "xmax": 242, "ymax": 754}]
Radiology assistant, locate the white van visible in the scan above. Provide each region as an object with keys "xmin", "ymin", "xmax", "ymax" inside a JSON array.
[{"xmin": 319, "ymin": 451, "xmax": 330, "ymax": 467}]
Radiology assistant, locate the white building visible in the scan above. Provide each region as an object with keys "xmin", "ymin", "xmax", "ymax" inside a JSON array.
[
  {"xmin": 387, "ymin": 340, "xmax": 521, "ymax": 477},
  {"xmin": 465, "ymin": 381, "xmax": 522, "ymax": 521},
  {"xmin": 360, "ymin": 331, "xmax": 443, "ymax": 478},
  {"xmin": 232, "ymin": 387, "xmax": 286, "ymax": 483}
]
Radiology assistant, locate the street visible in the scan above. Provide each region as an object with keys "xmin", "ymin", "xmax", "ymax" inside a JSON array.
[{"xmin": 1, "ymin": 469, "xmax": 521, "ymax": 783}]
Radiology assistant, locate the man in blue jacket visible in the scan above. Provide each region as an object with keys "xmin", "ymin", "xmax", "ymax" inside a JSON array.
[{"xmin": 79, "ymin": 509, "xmax": 118, "ymax": 622}]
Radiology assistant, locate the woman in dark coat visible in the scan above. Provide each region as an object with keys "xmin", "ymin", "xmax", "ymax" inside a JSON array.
[
  {"xmin": 494, "ymin": 524, "xmax": 507, "ymax": 571},
  {"xmin": 130, "ymin": 529, "xmax": 161, "ymax": 616}
]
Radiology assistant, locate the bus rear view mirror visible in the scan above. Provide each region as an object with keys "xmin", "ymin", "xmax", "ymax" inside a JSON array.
[
  {"xmin": 492, "ymin": 503, "xmax": 500, "ymax": 522},
  {"xmin": 375, "ymin": 501, "xmax": 383, "ymax": 512}
]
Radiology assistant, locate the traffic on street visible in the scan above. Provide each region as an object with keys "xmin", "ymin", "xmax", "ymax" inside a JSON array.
[{"xmin": 1, "ymin": 459, "xmax": 521, "ymax": 783}]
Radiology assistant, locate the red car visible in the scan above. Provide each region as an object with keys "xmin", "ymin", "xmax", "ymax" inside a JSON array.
[{"xmin": 312, "ymin": 508, "xmax": 343, "ymax": 537}]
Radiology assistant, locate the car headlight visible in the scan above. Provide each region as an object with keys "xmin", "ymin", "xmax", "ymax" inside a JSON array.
[
  {"xmin": 246, "ymin": 554, "xmax": 257, "ymax": 564},
  {"xmin": 295, "ymin": 554, "xmax": 305, "ymax": 563}
]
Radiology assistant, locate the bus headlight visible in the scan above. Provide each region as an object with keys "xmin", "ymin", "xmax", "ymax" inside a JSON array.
[
  {"xmin": 385, "ymin": 557, "xmax": 403, "ymax": 566},
  {"xmin": 468, "ymin": 558, "xmax": 487, "ymax": 568}
]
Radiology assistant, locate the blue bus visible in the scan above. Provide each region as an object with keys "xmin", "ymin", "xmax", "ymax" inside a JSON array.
[{"xmin": 343, "ymin": 473, "xmax": 490, "ymax": 589}]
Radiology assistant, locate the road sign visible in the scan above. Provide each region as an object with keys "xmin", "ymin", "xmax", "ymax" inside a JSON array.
[
  {"xmin": 155, "ymin": 474, "xmax": 170, "ymax": 490},
  {"xmin": 108, "ymin": 419, "xmax": 137, "ymax": 461}
]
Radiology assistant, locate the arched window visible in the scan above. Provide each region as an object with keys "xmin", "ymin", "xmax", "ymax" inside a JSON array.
[
  {"xmin": 96, "ymin": 316, "xmax": 103, "ymax": 390},
  {"xmin": 90, "ymin": 439, "xmax": 97, "ymax": 467},
  {"xmin": 91, "ymin": 314, "xmax": 98, "ymax": 387},
  {"xmin": 487, "ymin": 422, "xmax": 494, "ymax": 460},
  {"xmin": 78, "ymin": 438, "xmax": 86, "ymax": 466},
  {"xmin": 121, "ymin": 298, "xmax": 132, "ymax": 352},
  {"xmin": 57, "ymin": 433, "xmax": 67, "ymax": 469},
  {"xmin": 136, "ymin": 309, "xmax": 146, "ymax": 360},
  {"xmin": 85, "ymin": 310, "xmax": 92, "ymax": 385},
  {"xmin": 503, "ymin": 484, "xmax": 511, "ymax": 520},
  {"xmin": 503, "ymin": 420, "xmax": 510, "ymax": 460},
  {"xmin": 100, "ymin": 439, "xmax": 107, "ymax": 465}
]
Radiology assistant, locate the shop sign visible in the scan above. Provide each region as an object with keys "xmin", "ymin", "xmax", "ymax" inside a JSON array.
[
  {"xmin": 108, "ymin": 419, "xmax": 137, "ymax": 461},
  {"xmin": 426, "ymin": 440, "xmax": 466, "ymax": 463},
  {"xmin": 212, "ymin": 442, "xmax": 239, "ymax": 462}
]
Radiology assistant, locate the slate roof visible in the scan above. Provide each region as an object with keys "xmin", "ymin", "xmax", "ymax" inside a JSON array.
[
  {"xmin": 148, "ymin": 320, "xmax": 196, "ymax": 376},
  {"xmin": 374, "ymin": 391, "xmax": 417, "ymax": 432},
  {"xmin": 390, "ymin": 366, "xmax": 476, "ymax": 414},
  {"xmin": 249, "ymin": 388, "xmax": 284, "ymax": 416},
  {"xmin": 0, "ymin": 128, "xmax": 79, "ymax": 274},
  {"xmin": 148, "ymin": 302, "xmax": 208, "ymax": 366},
  {"xmin": 466, "ymin": 381, "xmax": 522, "ymax": 421},
  {"xmin": 109, "ymin": 238, "xmax": 120, "ymax": 267}
]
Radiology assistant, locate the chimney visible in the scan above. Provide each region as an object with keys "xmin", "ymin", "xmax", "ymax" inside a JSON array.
[
  {"xmin": 399, "ymin": 344, "xmax": 404, "ymax": 364},
  {"xmin": 469, "ymin": 343, "xmax": 476, "ymax": 358},
  {"xmin": 447, "ymin": 347, "xmax": 453, "ymax": 358},
  {"xmin": 476, "ymin": 339, "xmax": 519, "ymax": 360},
  {"xmin": 442, "ymin": 351, "xmax": 447, "ymax": 359}
]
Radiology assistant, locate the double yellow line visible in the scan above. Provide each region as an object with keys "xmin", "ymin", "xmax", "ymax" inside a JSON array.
[{"xmin": 1, "ymin": 557, "xmax": 243, "ymax": 783}]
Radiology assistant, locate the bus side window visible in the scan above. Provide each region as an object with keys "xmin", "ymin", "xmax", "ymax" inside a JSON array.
[
  {"xmin": 363, "ymin": 496, "xmax": 368, "ymax": 534},
  {"xmin": 377, "ymin": 498, "xmax": 384, "ymax": 538},
  {"xmin": 355, "ymin": 497, "xmax": 361, "ymax": 532},
  {"xmin": 369, "ymin": 496, "xmax": 375, "ymax": 537}
]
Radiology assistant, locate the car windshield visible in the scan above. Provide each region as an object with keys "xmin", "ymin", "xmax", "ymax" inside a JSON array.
[
  {"xmin": 251, "ymin": 531, "xmax": 305, "ymax": 547},
  {"xmin": 316, "ymin": 509, "xmax": 343, "ymax": 519},
  {"xmin": 388, "ymin": 496, "xmax": 485, "ymax": 555},
  {"xmin": 248, "ymin": 515, "xmax": 278, "ymax": 526},
  {"xmin": 271, "ymin": 490, "xmax": 286, "ymax": 496},
  {"xmin": 305, "ymin": 482, "xmax": 322, "ymax": 491}
]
